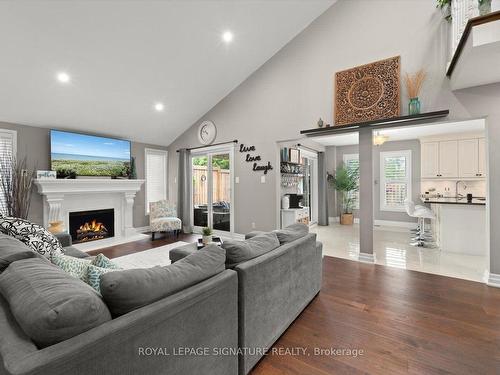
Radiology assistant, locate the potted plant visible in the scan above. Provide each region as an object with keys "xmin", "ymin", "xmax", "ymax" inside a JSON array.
[
  {"xmin": 436, "ymin": 0, "xmax": 452, "ymax": 21},
  {"xmin": 327, "ymin": 164, "xmax": 359, "ymax": 225},
  {"xmin": 202, "ymin": 227, "xmax": 213, "ymax": 245}
]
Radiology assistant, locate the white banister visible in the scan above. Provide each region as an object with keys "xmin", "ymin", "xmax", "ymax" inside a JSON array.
[{"xmin": 451, "ymin": 0, "xmax": 479, "ymax": 54}]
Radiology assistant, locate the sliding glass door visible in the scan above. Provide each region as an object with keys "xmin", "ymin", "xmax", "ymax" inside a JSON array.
[{"xmin": 191, "ymin": 148, "xmax": 233, "ymax": 234}]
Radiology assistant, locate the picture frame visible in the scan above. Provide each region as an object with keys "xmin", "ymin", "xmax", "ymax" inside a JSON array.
[
  {"xmin": 289, "ymin": 149, "xmax": 300, "ymax": 164},
  {"xmin": 36, "ymin": 170, "xmax": 57, "ymax": 180}
]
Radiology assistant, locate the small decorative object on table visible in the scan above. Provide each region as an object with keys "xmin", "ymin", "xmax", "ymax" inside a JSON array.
[
  {"xmin": 317, "ymin": 118, "xmax": 324, "ymax": 128},
  {"xmin": 202, "ymin": 226, "xmax": 213, "ymax": 245},
  {"xmin": 197, "ymin": 236, "xmax": 223, "ymax": 250},
  {"xmin": 404, "ymin": 69, "xmax": 426, "ymax": 116}
]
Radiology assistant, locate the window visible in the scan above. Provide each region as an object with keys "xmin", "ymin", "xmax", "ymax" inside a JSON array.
[
  {"xmin": 0, "ymin": 130, "xmax": 16, "ymax": 216},
  {"xmin": 380, "ymin": 150, "xmax": 411, "ymax": 212},
  {"xmin": 145, "ymin": 148, "xmax": 167, "ymax": 214},
  {"xmin": 343, "ymin": 153, "xmax": 359, "ymax": 210}
]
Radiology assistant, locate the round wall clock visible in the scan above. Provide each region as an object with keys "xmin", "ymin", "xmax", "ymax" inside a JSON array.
[{"xmin": 198, "ymin": 120, "xmax": 217, "ymax": 145}]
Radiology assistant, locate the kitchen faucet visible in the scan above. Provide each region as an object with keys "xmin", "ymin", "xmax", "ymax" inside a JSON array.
[{"xmin": 455, "ymin": 180, "xmax": 467, "ymax": 198}]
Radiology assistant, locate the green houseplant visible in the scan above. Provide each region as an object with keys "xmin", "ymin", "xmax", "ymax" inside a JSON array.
[
  {"xmin": 327, "ymin": 164, "xmax": 359, "ymax": 225},
  {"xmin": 436, "ymin": 0, "xmax": 452, "ymax": 21},
  {"xmin": 202, "ymin": 226, "xmax": 213, "ymax": 245}
]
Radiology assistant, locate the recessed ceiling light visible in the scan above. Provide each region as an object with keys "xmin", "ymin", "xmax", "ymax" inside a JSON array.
[
  {"xmin": 56, "ymin": 72, "xmax": 70, "ymax": 83},
  {"xmin": 222, "ymin": 31, "xmax": 233, "ymax": 43},
  {"xmin": 154, "ymin": 102, "xmax": 165, "ymax": 112}
]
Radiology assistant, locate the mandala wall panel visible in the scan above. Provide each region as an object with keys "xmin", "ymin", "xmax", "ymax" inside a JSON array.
[{"xmin": 334, "ymin": 56, "xmax": 400, "ymax": 126}]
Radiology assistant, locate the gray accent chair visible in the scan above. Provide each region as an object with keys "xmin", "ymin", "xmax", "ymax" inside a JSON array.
[{"xmin": 0, "ymin": 269, "xmax": 238, "ymax": 375}]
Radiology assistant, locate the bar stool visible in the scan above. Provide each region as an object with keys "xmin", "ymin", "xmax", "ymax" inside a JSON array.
[{"xmin": 404, "ymin": 200, "xmax": 436, "ymax": 248}]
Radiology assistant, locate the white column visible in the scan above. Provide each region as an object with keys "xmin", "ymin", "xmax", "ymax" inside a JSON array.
[
  {"xmin": 123, "ymin": 192, "xmax": 136, "ymax": 236},
  {"xmin": 45, "ymin": 194, "xmax": 65, "ymax": 228}
]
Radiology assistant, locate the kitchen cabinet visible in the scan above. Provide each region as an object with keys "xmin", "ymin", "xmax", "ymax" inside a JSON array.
[
  {"xmin": 421, "ymin": 137, "xmax": 485, "ymax": 179},
  {"xmin": 281, "ymin": 207, "xmax": 309, "ymax": 228},
  {"xmin": 421, "ymin": 142, "xmax": 439, "ymax": 178},
  {"xmin": 458, "ymin": 139, "xmax": 478, "ymax": 178},
  {"xmin": 438, "ymin": 140, "xmax": 459, "ymax": 177},
  {"xmin": 478, "ymin": 138, "xmax": 486, "ymax": 177}
]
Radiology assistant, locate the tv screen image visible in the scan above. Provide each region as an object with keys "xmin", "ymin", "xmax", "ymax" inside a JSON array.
[{"xmin": 50, "ymin": 130, "xmax": 131, "ymax": 177}]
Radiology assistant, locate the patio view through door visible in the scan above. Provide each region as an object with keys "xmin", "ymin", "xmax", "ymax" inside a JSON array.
[{"xmin": 191, "ymin": 148, "xmax": 233, "ymax": 234}]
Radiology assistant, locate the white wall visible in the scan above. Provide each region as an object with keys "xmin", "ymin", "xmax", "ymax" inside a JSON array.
[{"xmin": 167, "ymin": 0, "xmax": 500, "ymax": 275}]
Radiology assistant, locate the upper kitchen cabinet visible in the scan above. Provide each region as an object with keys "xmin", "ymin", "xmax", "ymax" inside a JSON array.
[
  {"xmin": 421, "ymin": 142, "xmax": 440, "ymax": 178},
  {"xmin": 439, "ymin": 140, "xmax": 459, "ymax": 178},
  {"xmin": 478, "ymin": 138, "xmax": 486, "ymax": 176},
  {"xmin": 421, "ymin": 136, "xmax": 486, "ymax": 179}
]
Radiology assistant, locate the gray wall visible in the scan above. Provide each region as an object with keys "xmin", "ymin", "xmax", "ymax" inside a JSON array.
[
  {"xmin": 327, "ymin": 140, "xmax": 420, "ymax": 223},
  {"xmin": 169, "ymin": 1, "xmax": 500, "ymax": 272},
  {"xmin": 0, "ymin": 121, "xmax": 167, "ymax": 228}
]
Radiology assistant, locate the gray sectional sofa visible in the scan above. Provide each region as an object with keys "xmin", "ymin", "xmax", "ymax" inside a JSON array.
[
  {"xmin": 0, "ymin": 223, "xmax": 322, "ymax": 375},
  {"xmin": 170, "ymin": 223, "xmax": 323, "ymax": 375},
  {"xmin": 0, "ymin": 234, "xmax": 238, "ymax": 375}
]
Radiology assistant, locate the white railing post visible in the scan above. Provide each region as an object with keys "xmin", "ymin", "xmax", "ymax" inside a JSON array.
[{"xmin": 451, "ymin": 0, "xmax": 480, "ymax": 55}]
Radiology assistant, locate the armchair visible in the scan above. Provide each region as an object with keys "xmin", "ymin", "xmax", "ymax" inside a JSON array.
[{"xmin": 149, "ymin": 200, "xmax": 182, "ymax": 240}]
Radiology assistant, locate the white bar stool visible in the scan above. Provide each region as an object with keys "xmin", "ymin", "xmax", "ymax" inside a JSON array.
[{"xmin": 404, "ymin": 200, "xmax": 436, "ymax": 248}]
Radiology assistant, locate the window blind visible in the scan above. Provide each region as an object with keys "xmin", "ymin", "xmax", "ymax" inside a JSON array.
[
  {"xmin": 0, "ymin": 130, "xmax": 15, "ymax": 216},
  {"xmin": 343, "ymin": 154, "xmax": 360, "ymax": 210},
  {"xmin": 145, "ymin": 149, "xmax": 167, "ymax": 214},
  {"xmin": 381, "ymin": 151, "xmax": 411, "ymax": 211}
]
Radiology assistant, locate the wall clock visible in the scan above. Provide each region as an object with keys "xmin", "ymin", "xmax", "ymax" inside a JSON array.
[{"xmin": 198, "ymin": 120, "xmax": 217, "ymax": 145}]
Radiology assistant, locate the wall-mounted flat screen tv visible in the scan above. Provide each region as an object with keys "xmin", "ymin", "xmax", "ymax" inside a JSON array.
[{"xmin": 50, "ymin": 130, "xmax": 131, "ymax": 177}]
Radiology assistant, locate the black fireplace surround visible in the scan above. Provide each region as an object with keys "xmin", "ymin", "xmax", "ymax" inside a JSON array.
[{"xmin": 69, "ymin": 208, "xmax": 114, "ymax": 244}]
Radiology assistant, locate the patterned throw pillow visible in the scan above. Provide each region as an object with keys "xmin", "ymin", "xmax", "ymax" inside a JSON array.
[
  {"xmin": 91, "ymin": 253, "xmax": 120, "ymax": 269},
  {"xmin": 86, "ymin": 265, "xmax": 115, "ymax": 294},
  {"xmin": 51, "ymin": 254, "xmax": 92, "ymax": 280},
  {"xmin": 0, "ymin": 217, "xmax": 64, "ymax": 259}
]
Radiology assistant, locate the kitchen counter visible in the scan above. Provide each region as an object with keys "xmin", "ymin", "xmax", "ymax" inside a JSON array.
[{"xmin": 421, "ymin": 197, "xmax": 486, "ymax": 205}]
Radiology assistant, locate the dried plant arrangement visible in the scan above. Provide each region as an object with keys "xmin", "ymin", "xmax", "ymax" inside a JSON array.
[
  {"xmin": 0, "ymin": 155, "xmax": 36, "ymax": 219},
  {"xmin": 404, "ymin": 69, "xmax": 427, "ymax": 99}
]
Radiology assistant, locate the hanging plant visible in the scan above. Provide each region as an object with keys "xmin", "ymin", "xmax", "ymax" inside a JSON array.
[{"xmin": 436, "ymin": 0, "xmax": 452, "ymax": 22}]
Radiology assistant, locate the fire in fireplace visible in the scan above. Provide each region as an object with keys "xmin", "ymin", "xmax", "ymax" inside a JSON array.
[{"xmin": 69, "ymin": 209, "xmax": 114, "ymax": 244}]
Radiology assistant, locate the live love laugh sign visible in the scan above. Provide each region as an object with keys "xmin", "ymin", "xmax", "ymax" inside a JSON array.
[{"xmin": 239, "ymin": 144, "xmax": 273, "ymax": 174}]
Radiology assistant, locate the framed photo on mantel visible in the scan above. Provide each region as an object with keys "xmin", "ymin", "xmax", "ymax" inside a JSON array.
[{"xmin": 334, "ymin": 56, "xmax": 400, "ymax": 126}]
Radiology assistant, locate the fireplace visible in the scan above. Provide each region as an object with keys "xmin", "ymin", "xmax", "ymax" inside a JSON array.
[{"xmin": 69, "ymin": 209, "xmax": 115, "ymax": 244}]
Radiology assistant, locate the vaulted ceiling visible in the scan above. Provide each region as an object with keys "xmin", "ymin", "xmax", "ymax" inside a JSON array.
[{"xmin": 0, "ymin": 0, "xmax": 334, "ymax": 146}]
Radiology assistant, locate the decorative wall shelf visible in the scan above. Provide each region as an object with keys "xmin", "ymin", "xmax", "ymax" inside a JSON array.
[{"xmin": 300, "ymin": 110, "xmax": 450, "ymax": 137}]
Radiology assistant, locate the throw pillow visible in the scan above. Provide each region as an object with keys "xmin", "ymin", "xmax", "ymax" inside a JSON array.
[
  {"xmin": 0, "ymin": 217, "xmax": 64, "ymax": 259},
  {"xmin": 100, "ymin": 244, "xmax": 226, "ymax": 316},
  {"xmin": 0, "ymin": 233, "xmax": 37, "ymax": 273},
  {"xmin": 86, "ymin": 265, "xmax": 115, "ymax": 294},
  {"xmin": 0, "ymin": 258, "xmax": 111, "ymax": 348},
  {"xmin": 51, "ymin": 254, "xmax": 92, "ymax": 280},
  {"xmin": 222, "ymin": 232, "xmax": 280, "ymax": 268},
  {"xmin": 91, "ymin": 253, "xmax": 120, "ymax": 269},
  {"xmin": 272, "ymin": 223, "xmax": 309, "ymax": 244}
]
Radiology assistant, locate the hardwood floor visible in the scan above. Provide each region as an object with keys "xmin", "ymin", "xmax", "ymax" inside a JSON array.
[
  {"xmin": 251, "ymin": 257, "xmax": 500, "ymax": 375},
  {"xmin": 90, "ymin": 238, "xmax": 500, "ymax": 374}
]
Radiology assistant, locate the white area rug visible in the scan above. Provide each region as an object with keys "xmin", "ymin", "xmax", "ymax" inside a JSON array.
[{"xmin": 112, "ymin": 241, "xmax": 189, "ymax": 269}]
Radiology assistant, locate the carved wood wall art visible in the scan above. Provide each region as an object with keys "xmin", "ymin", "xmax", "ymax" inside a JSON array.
[{"xmin": 334, "ymin": 56, "xmax": 400, "ymax": 126}]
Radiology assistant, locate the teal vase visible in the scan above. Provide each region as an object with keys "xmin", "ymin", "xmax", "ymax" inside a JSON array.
[{"xmin": 409, "ymin": 97, "xmax": 421, "ymax": 116}]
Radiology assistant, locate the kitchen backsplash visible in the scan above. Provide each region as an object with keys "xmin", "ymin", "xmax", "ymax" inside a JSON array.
[{"xmin": 421, "ymin": 180, "xmax": 487, "ymax": 198}]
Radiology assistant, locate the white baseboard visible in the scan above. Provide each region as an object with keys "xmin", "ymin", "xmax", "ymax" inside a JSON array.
[
  {"xmin": 328, "ymin": 216, "xmax": 360, "ymax": 224},
  {"xmin": 374, "ymin": 220, "xmax": 418, "ymax": 229},
  {"xmin": 358, "ymin": 252, "xmax": 376, "ymax": 263},
  {"xmin": 485, "ymin": 271, "xmax": 500, "ymax": 288},
  {"xmin": 134, "ymin": 226, "xmax": 150, "ymax": 233}
]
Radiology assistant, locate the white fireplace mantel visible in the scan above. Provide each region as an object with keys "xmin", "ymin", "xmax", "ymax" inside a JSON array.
[{"xmin": 34, "ymin": 179, "xmax": 145, "ymax": 238}]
